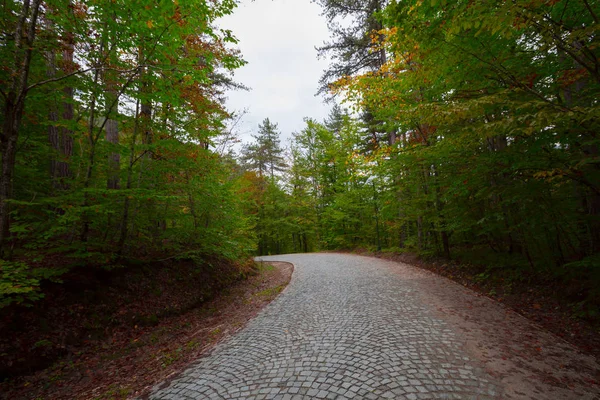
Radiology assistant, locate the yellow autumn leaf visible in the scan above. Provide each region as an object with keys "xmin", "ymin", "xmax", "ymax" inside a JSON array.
[{"xmin": 146, "ymin": 20, "xmax": 153, "ymax": 29}]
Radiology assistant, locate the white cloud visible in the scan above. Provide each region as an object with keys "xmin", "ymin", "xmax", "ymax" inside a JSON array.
[{"xmin": 219, "ymin": 0, "xmax": 333, "ymax": 146}]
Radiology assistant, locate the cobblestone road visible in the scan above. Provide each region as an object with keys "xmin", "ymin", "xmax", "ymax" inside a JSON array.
[{"xmin": 148, "ymin": 254, "xmax": 600, "ymax": 400}]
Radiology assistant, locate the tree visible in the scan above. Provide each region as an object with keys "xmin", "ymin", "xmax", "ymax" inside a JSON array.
[
  {"xmin": 325, "ymin": 0, "xmax": 600, "ymax": 272},
  {"xmin": 0, "ymin": 0, "xmax": 254, "ymax": 307},
  {"xmin": 314, "ymin": 0, "xmax": 388, "ymax": 95},
  {"xmin": 0, "ymin": 0, "xmax": 43, "ymax": 256},
  {"xmin": 289, "ymin": 115, "xmax": 384, "ymax": 251},
  {"xmin": 241, "ymin": 118, "xmax": 287, "ymax": 180},
  {"xmin": 315, "ymin": 0, "xmax": 398, "ymax": 146}
]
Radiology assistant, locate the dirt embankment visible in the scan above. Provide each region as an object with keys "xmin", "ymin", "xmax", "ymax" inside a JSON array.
[
  {"xmin": 361, "ymin": 250, "xmax": 600, "ymax": 362},
  {"xmin": 0, "ymin": 258, "xmax": 293, "ymax": 400}
]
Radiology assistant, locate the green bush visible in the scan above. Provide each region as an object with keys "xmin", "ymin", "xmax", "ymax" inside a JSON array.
[{"xmin": 0, "ymin": 260, "xmax": 68, "ymax": 308}]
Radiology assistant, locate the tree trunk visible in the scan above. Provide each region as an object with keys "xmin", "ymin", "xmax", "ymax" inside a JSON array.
[
  {"xmin": 47, "ymin": 48, "xmax": 61, "ymax": 186},
  {"xmin": 106, "ymin": 99, "xmax": 120, "ymax": 189},
  {"xmin": 417, "ymin": 216, "xmax": 423, "ymax": 251},
  {"xmin": 441, "ymin": 230, "xmax": 450, "ymax": 259},
  {"xmin": 117, "ymin": 98, "xmax": 142, "ymax": 253},
  {"xmin": 559, "ymin": 46, "xmax": 600, "ymax": 255},
  {"xmin": 0, "ymin": 0, "xmax": 42, "ymax": 256},
  {"xmin": 0, "ymin": 118, "xmax": 19, "ymax": 255},
  {"xmin": 104, "ymin": 33, "xmax": 120, "ymax": 190},
  {"xmin": 59, "ymin": 31, "xmax": 75, "ymax": 185},
  {"xmin": 80, "ymin": 64, "xmax": 102, "ymax": 242},
  {"xmin": 47, "ymin": 27, "xmax": 74, "ymax": 191}
]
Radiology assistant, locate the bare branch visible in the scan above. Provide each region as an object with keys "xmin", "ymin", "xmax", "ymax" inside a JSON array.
[{"xmin": 582, "ymin": 0, "xmax": 599, "ymax": 23}]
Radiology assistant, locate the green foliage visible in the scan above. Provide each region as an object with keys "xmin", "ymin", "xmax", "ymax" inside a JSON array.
[
  {"xmin": 237, "ymin": 0, "xmax": 600, "ymax": 310},
  {"xmin": 0, "ymin": 261, "xmax": 68, "ymax": 308},
  {"xmin": 239, "ymin": 121, "xmax": 300, "ymax": 255},
  {"xmin": 5, "ymin": 0, "xmax": 598, "ymax": 313},
  {"xmin": 242, "ymin": 111, "xmax": 386, "ymax": 254},
  {"xmin": 316, "ymin": 0, "xmax": 600, "ymax": 270},
  {"xmin": 0, "ymin": 0, "xmax": 255, "ymax": 307},
  {"xmin": 241, "ymin": 119, "xmax": 288, "ymax": 180}
]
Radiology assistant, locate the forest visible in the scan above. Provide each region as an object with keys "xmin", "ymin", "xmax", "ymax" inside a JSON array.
[
  {"xmin": 0, "ymin": 0, "xmax": 252, "ymax": 309},
  {"xmin": 246, "ymin": 0, "xmax": 600, "ymax": 312},
  {"xmin": 0, "ymin": 0, "xmax": 599, "ymax": 396}
]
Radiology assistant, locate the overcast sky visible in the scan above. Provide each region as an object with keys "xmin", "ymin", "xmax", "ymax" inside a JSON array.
[{"xmin": 219, "ymin": 0, "xmax": 332, "ymax": 147}]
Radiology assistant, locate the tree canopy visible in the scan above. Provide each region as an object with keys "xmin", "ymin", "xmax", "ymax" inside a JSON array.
[
  {"xmin": 2, "ymin": 0, "xmax": 599, "ymax": 314},
  {"xmin": 238, "ymin": 0, "xmax": 600, "ymax": 310},
  {"xmin": 0, "ymin": 0, "xmax": 252, "ymax": 307}
]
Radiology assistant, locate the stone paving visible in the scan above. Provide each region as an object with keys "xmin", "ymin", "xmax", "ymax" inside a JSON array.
[{"xmin": 148, "ymin": 253, "xmax": 599, "ymax": 400}]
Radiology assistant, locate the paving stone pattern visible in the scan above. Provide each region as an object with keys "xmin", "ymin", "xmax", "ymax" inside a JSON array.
[{"xmin": 148, "ymin": 254, "xmax": 509, "ymax": 399}]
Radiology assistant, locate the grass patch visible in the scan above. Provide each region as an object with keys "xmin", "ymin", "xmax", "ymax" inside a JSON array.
[
  {"xmin": 255, "ymin": 285, "xmax": 285, "ymax": 298},
  {"xmin": 256, "ymin": 262, "xmax": 276, "ymax": 272},
  {"xmin": 94, "ymin": 384, "xmax": 131, "ymax": 400}
]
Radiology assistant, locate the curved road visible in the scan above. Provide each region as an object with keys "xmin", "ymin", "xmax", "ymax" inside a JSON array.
[{"xmin": 148, "ymin": 253, "xmax": 600, "ymax": 399}]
